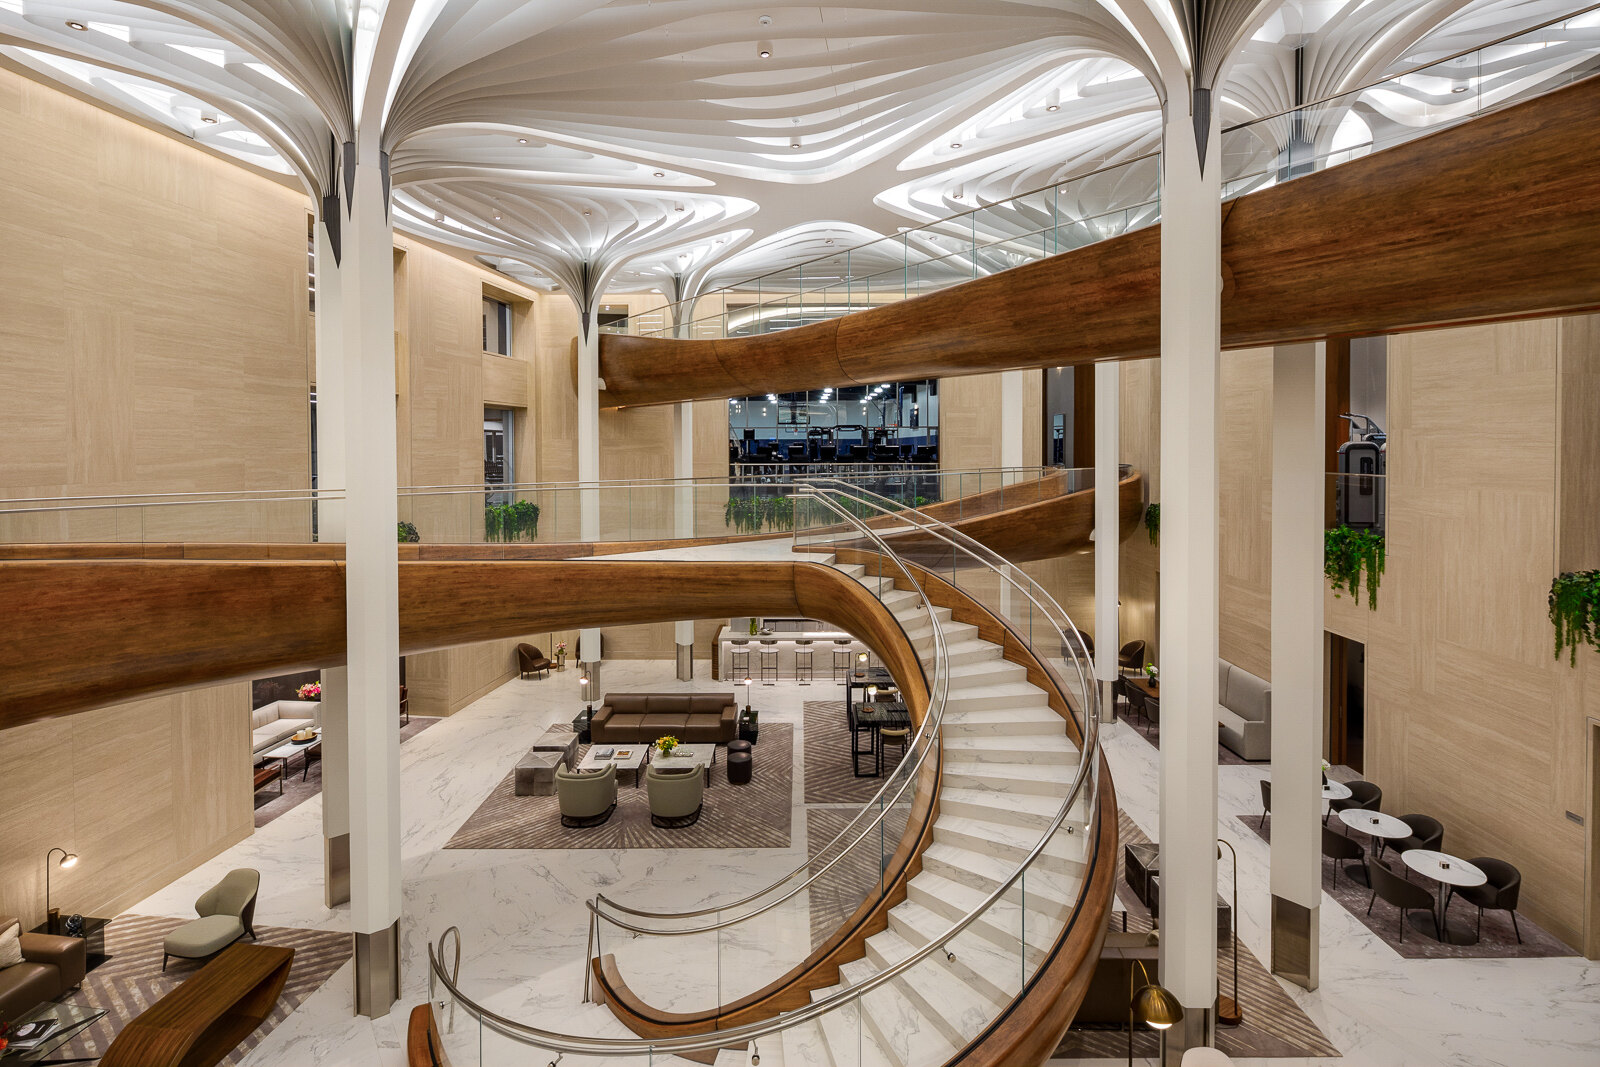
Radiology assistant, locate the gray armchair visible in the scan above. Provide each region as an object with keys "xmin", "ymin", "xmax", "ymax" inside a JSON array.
[
  {"xmin": 162, "ymin": 868, "xmax": 259, "ymax": 970},
  {"xmin": 556, "ymin": 762, "xmax": 617, "ymax": 828},
  {"xmin": 647, "ymin": 765, "xmax": 704, "ymax": 828}
]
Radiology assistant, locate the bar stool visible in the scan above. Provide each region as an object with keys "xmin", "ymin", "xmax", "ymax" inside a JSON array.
[
  {"xmin": 832, "ymin": 638, "xmax": 853, "ymax": 682},
  {"xmin": 794, "ymin": 639, "xmax": 814, "ymax": 685},
  {"xmin": 730, "ymin": 638, "xmax": 751, "ymax": 680},
  {"xmin": 759, "ymin": 646, "xmax": 780, "ymax": 685}
]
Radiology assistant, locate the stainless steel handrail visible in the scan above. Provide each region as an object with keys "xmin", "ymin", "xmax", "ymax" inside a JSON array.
[
  {"xmin": 0, "ymin": 491, "xmax": 345, "ymax": 515},
  {"xmin": 586, "ymin": 487, "xmax": 948, "ymax": 934},
  {"xmin": 428, "ymin": 483, "xmax": 1104, "ymax": 1059}
]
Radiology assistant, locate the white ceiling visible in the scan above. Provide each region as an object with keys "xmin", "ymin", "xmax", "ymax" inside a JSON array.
[{"xmin": 3, "ymin": 0, "xmax": 1596, "ymax": 302}]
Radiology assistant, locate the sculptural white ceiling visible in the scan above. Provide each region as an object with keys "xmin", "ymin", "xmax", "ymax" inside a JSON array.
[{"xmin": 2, "ymin": 0, "xmax": 1595, "ymax": 301}]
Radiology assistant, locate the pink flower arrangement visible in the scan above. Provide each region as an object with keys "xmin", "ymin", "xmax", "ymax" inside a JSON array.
[
  {"xmin": 555, "ymin": 641, "xmax": 568, "ymax": 656},
  {"xmin": 297, "ymin": 682, "xmax": 322, "ymax": 700}
]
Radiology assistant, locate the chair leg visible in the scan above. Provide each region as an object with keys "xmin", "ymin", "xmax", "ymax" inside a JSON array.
[
  {"xmin": 1510, "ymin": 910, "xmax": 1522, "ymax": 944},
  {"xmin": 1476, "ymin": 908, "xmax": 1483, "ymax": 942},
  {"xmin": 1397, "ymin": 909, "xmax": 1405, "ymax": 943},
  {"xmin": 162, "ymin": 953, "xmax": 169, "ymax": 972},
  {"xmin": 1367, "ymin": 891, "xmax": 1378, "ymax": 916}
]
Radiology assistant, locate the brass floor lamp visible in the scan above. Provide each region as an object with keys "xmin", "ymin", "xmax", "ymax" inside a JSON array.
[
  {"xmin": 1129, "ymin": 960, "xmax": 1183, "ymax": 1066},
  {"xmin": 1217, "ymin": 838, "xmax": 1242, "ymax": 1027}
]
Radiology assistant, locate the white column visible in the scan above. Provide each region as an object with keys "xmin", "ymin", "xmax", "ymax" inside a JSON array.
[
  {"xmin": 999, "ymin": 369, "xmax": 1026, "ymax": 469},
  {"xmin": 1156, "ymin": 98, "xmax": 1222, "ymax": 1054},
  {"xmin": 674, "ymin": 399, "xmax": 695, "ymax": 679},
  {"xmin": 1270, "ymin": 341, "xmax": 1326, "ymax": 989},
  {"xmin": 1094, "ymin": 362, "xmax": 1121, "ymax": 722},
  {"xmin": 313, "ymin": 216, "xmax": 351, "ymax": 908},
  {"xmin": 339, "ymin": 136, "xmax": 402, "ymax": 1018},
  {"xmin": 578, "ymin": 303, "xmax": 602, "ymax": 668}
]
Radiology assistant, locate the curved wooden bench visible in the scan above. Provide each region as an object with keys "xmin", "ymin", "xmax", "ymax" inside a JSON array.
[{"xmin": 99, "ymin": 942, "xmax": 293, "ymax": 1067}]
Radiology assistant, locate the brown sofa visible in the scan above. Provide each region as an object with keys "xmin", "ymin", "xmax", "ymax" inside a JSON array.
[
  {"xmin": 0, "ymin": 916, "xmax": 87, "ymax": 1020},
  {"xmin": 590, "ymin": 693, "xmax": 738, "ymax": 745}
]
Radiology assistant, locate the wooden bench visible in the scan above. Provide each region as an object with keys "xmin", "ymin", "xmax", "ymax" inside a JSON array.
[
  {"xmin": 101, "ymin": 942, "xmax": 294, "ymax": 1067},
  {"xmin": 253, "ymin": 762, "xmax": 282, "ymax": 795}
]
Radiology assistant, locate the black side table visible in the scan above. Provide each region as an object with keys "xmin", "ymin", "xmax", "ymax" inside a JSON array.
[
  {"xmin": 738, "ymin": 712, "xmax": 759, "ymax": 744},
  {"xmin": 572, "ymin": 708, "xmax": 594, "ymax": 744},
  {"xmin": 31, "ymin": 914, "xmax": 113, "ymax": 975}
]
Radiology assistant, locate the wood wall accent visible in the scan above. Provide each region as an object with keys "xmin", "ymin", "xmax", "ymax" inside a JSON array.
[
  {"xmin": 598, "ymin": 75, "xmax": 1600, "ymax": 409},
  {"xmin": 1216, "ymin": 318, "xmax": 1600, "ymax": 948}
]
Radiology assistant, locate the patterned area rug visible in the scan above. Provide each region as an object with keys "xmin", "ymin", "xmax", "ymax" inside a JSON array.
[
  {"xmin": 49, "ymin": 913, "xmax": 349, "ymax": 1064},
  {"xmin": 255, "ymin": 716, "xmax": 438, "ymax": 827},
  {"xmin": 803, "ymin": 805, "xmax": 911, "ymax": 951},
  {"xmin": 1056, "ymin": 812, "xmax": 1340, "ymax": 1060},
  {"xmin": 1239, "ymin": 814, "xmax": 1577, "ymax": 959},
  {"xmin": 803, "ymin": 701, "xmax": 908, "ymax": 804},
  {"xmin": 444, "ymin": 724, "xmax": 793, "ymax": 850}
]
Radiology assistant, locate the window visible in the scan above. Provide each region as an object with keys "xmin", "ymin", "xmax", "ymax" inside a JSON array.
[
  {"xmin": 485, "ymin": 408, "xmax": 514, "ymax": 504},
  {"xmin": 483, "ymin": 297, "xmax": 513, "ymax": 355}
]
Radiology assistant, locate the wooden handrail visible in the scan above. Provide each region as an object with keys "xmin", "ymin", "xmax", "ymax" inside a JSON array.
[{"xmin": 407, "ymin": 1003, "xmax": 454, "ymax": 1067}]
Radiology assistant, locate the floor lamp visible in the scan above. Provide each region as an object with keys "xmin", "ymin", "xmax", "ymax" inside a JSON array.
[
  {"xmin": 1129, "ymin": 959, "xmax": 1183, "ymax": 1066},
  {"xmin": 1217, "ymin": 838, "xmax": 1242, "ymax": 1026},
  {"xmin": 45, "ymin": 847, "xmax": 78, "ymax": 933}
]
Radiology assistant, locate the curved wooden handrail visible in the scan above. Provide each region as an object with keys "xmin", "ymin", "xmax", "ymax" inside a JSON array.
[
  {"xmin": 406, "ymin": 1003, "xmax": 454, "ymax": 1067},
  {"xmin": 0, "ymin": 559, "xmax": 926, "ymax": 731},
  {"xmin": 598, "ymin": 73, "xmax": 1600, "ymax": 407}
]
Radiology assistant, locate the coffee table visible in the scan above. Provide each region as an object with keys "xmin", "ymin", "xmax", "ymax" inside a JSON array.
[
  {"xmin": 578, "ymin": 745, "xmax": 648, "ymax": 787},
  {"xmin": 260, "ymin": 730, "xmax": 322, "ymax": 781},
  {"xmin": 649, "ymin": 743, "xmax": 718, "ymax": 786},
  {"xmin": 0, "ymin": 1000, "xmax": 107, "ymax": 1063}
]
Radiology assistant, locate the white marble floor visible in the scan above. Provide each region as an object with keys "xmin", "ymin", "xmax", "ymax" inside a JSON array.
[
  {"xmin": 132, "ymin": 659, "xmax": 846, "ymax": 1067},
  {"xmin": 1049, "ymin": 721, "xmax": 1600, "ymax": 1067},
  {"xmin": 130, "ymin": 672, "xmax": 1600, "ymax": 1067}
]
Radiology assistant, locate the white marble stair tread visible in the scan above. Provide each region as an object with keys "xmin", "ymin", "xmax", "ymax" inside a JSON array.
[
  {"xmin": 932, "ymin": 812, "xmax": 1087, "ymax": 868},
  {"xmin": 863, "ymin": 926, "xmax": 1009, "ymax": 1038},
  {"xmin": 906, "ymin": 872, "xmax": 1065, "ymax": 962},
  {"xmin": 942, "ymin": 682, "xmax": 1053, "ymax": 712},
  {"xmin": 940, "ymin": 639, "xmax": 1005, "ymax": 666},
  {"xmin": 911, "ymin": 623, "xmax": 979, "ymax": 651},
  {"xmin": 943, "ymin": 758, "xmax": 1081, "ymax": 796},
  {"xmin": 887, "ymin": 898, "xmax": 1027, "ymax": 1005},
  {"xmin": 779, "ymin": 1017, "xmax": 830, "ymax": 1067},
  {"xmin": 938, "ymin": 785, "xmax": 1084, "ymax": 833},
  {"xmin": 834, "ymin": 563, "xmax": 867, "ymax": 578},
  {"xmin": 940, "ymin": 733, "xmax": 1078, "ymax": 764},
  {"xmin": 919, "ymin": 838, "xmax": 1085, "ymax": 913},
  {"xmin": 810, "ymin": 984, "xmax": 893, "ymax": 1067},
  {"xmin": 943, "ymin": 659, "xmax": 1030, "ymax": 685},
  {"xmin": 837, "ymin": 957, "xmax": 958, "ymax": 1067},
  {"xmin": 940, "ymin": 705, "xmax": 1064, "ymax": 736}
]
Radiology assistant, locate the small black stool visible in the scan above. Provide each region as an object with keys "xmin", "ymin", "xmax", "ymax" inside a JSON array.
[
  {"xmin": 727, "ymin": 749, "xmax": 754, "ymax": 785},
  {"xmin": 727, "ymin": 739, "xmax": 753, "ymax": 756}
]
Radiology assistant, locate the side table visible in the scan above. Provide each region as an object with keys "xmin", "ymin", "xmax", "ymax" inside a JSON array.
[
  {"xmin": 738, "ymin": 712, "xmax": 759, "ymax": 745},
  {"xmin": 31, "ymin": 914, "xmax": 113, "ymax": 975}
]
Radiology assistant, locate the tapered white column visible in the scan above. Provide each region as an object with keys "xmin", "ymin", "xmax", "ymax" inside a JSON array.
[
  {"xmin": 338, "ymin": 136, "xmax": 402, "ymax": 1019},
  {"xmin": 674, "ymin": 399, "xmax": 695, "ymax": 679},
  {"xmin": 1000, "ymin": 370, "xmax": 1026, "ymax": 469},
  {"xmin": 1156, "ymin": 98, "xmax": 1221, "ymax": 1059},
  {"xmin": 1094, "ymin": 362, "xmax": 1121, "ymax": 722},
  {"xmin": 578, "ymin": 302, "xmax": 602, "ymax": 672},
  {"xmin": 313, "ymin": 216, "xmax": 352, "ymax": 909},
  {"xmin": 1270, "ymin": 342, "xmax": 1325, "ymax": 989}
]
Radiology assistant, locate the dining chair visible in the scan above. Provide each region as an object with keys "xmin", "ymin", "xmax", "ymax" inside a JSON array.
[
  {"xmin": 1257, "ymin": 779, "xmax": 1272, "ymax": 830},
  {"xmin": 1330, "ymin": 780, "xmax": 1382, "ymax": 826},
  {"xmin": 1367, "ymin": 861, "xmax": 1439, "ymax": 942},
  {"xmin": 1446, "ymin": 857, "xmax": 1522, "ymax": 943},
  {"xmin": 1321, "ymin": 824, "xmax": 1367, "ymax": 885},
  {"xmin": 1125, "ymin": 684, "xmax": 1149, "ymax": 726},
  {"xmin": 1382, "ymin": 813, "xmax": 1444, "ymax": 862}
]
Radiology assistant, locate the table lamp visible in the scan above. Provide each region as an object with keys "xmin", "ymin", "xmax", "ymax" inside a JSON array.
[
  {"xmin": 856, "ymin": 651, "xmax": 868, "ymax": 675},
  {"xmin": 45, "ymin": 847, "xmax": 78, "ymax": 934},
  {"xmin": 743, "ymin": 675, "xmax": 753, "ymax": 713},
  {"xmin": 866, "ymin": 685, "xmax": 878, "ymax": 703}
]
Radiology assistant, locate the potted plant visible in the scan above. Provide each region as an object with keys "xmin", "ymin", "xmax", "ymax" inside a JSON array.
[
  {"xmin": 396, "ymin": 520, "xmax": 420, "ymax": 543},
  {"xmin": 749, "ymin": 617, "xmax": 759, "ymax": 636},
  {"xmin": 297, "ymin": 681, "xmax": 322, "ymax": 701},
  {"xmin": 1144, "ymin": 663, "xmax": 1158, "ymax": 684},
  {"xmin": 554, "ymin": 640, "xmax": 568, "ymax": 668},
  {"xmin": 655, "ymin": 735, "xmax": 680, "ymax": 759}
]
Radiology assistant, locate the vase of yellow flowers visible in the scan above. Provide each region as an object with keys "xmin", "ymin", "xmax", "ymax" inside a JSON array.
[{"xmin": 655, "ymin": 735, "xmax": 680, "ymax": 759}]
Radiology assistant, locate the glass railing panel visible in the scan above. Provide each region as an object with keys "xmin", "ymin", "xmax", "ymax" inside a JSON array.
[{"xmin": 0, "ymin": 491, "xmax": 330, "ymax": 546}]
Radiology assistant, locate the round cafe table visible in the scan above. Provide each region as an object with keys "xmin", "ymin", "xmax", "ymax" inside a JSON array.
[
  {"xmin": 1337, "ymin": 808, "xmax": 1409, "ymax": 858},
  {"xmin": 1322, "ymin": 780, "xmax": 1353, "ymax": 801},
  {"xmin": 1402, "ymin": 849, "xmax": 1486, "ymax": 944}
]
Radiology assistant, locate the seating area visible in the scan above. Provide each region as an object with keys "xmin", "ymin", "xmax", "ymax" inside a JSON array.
[
  {"xmin": 162, "ymin": 869, "xmax": 260, "ymax": 971},
  {"xmin": 588, "ymin": 692, "xmax": 738, "ymax": 744},
  {"xmin": 1216, "ymin": 660, "xmax": 1271, "ymax": 762},
  {"xmin": 0, "ymin": 916, "xmax": 87, "ymax": 1019},
  {"xmin": 249, "ymin": 699, "xmax": 320, "ymax": 755}
]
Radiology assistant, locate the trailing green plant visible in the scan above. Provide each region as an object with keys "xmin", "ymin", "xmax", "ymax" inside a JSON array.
[
  {"xmin": 1548, "ymin": 569, "xmax": 1600, "ymax": 666},
  {"xmin": 723, "ymin": 495, "xmax": 797, "ymax": 534},
  {"xmin": 484, "ymin": 499, "xmax": 541, "ymax": 542},
  {"xmin": 396, "ymin": 521, "xmax": 420, "ymax": 544},
  {"xmin": 1324, "ymin": 525, "xmax": 1386, "ymax": 610},
  {"xmin": 1144, "ymin": 503, "xmax": 1160, "ymax": 545}
]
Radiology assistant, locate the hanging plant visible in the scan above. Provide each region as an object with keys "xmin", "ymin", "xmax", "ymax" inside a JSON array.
[
  {"xmin": 1325, "ymin": 525, "xmax": 1385, "ymax": 610},
  {"xmin": 396, "ymin": 521, "xmax": 420, "ymax": 543},
  {"xmin": 1144, "ymin": 503, "xmax": 1160, "ymax": 545},
  {"xmin": 1548, "ymin": 570, "xmax": 1600, "ymax": 666},
  {"xmin": 484, "ymin": 500, "xmax": 541, "ymax": 542}
]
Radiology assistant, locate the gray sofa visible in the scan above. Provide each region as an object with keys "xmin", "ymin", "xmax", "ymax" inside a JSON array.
[
  {"xmin": 251, "ymin": 699, "xmax": 320, "ymax": 755},
  {"xmin": 1217, "ymin": 660, "xmax": 1271, "ymax": 761}
]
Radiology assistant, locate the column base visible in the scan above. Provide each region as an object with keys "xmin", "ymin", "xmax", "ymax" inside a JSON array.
[
  {"xmin": 354, "ymin": 920, "xmax": 401, "ymax": 1018},
  {"xmin": 1099, "ymin": 677, "xmax": 1118, "ymax": 723},
  {"xmin": 324, "ymin": 833, "xmax": 351, "ymax": 908},
  {"xmin": 1162, "ymin": 1005, "xmax": 1213, "ymax": 1066},
  {"xmin": 1271, "ymin": 894, "xmax": 1320, "ymax": 990},
  {"xmin": 675, "ymin": 643, "xmax": 693, "ymax": 681}
]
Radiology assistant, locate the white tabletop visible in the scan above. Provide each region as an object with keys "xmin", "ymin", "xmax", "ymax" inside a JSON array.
[
  {"xmin": 1337, "ymin": 808, "xmax": 1410, "ymax": 839},
  {"xmin": 651, "ymin": 743, "xmax": 716, "ymax": 771},
  {"xmin": 262, "ymin": 730, "xmax": 321, "ymax": 760},
  {"xmin": 580, "ymin": 745, "xmax": 647, "ymax": 771},
  {"xmin": 1322, "ymin": 781, "xmax": 1353, "ymax": 801},
  {"xmin": 1401, "ymin": 849, "xmax": 1486, "ymax": 888}
]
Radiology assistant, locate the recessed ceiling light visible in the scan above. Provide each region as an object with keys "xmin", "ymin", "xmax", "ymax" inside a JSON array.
[
  {"xmin": 65, "ymin": 20, "xmax": 88, "ymax": 31},
  {"xmin": 715, "ymin": 238, "xmax": 725, "ymax": 244},
  {"xmin": 200, "ymin": 111, "xmax": 219, "ymax": 124},
  {"xmin": 653, "ymin": 171, "xmax": 665, "ymax": 178},
  {"xmin": 493, "ymin": 214, "xmax": 502, "ymax": 220},
  {"xmin": 758, "ymin": 44, "xmax": 772, "ymax": 59},
  {"xmin": 1046, "ymin": 104, "xmax": 1060, "ymax": 112},
  {"xmin": 435, "ymin": 214, "xmax": 444, "ymax": 222},
  {"xmin": 790, "ymin": 142, "xmax": 801, "ymax": 149},
  {"xmin": 1452, "ymin": 84, "xmax": 1469, "ymax": 93},
  {"xmin": 517, "ymin": 137, "xmax": 528, "ymax": 144},
  {"xmin": 950, "ymin": 142, "xmax": 962, "ymax": 149},
  {"xmin": 583, "ymin": 209, "xmax": 591, "ymax": 216},
  {"xmin": 674, "ymin": 203, "xmax": 685, "ymax": 212}
]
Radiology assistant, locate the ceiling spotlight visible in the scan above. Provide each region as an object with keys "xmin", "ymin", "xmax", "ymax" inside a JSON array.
[
  {"xmin": 517, "ymin": 137, "xmax": 528, "ymax": 144},
  {"xmin": 1451, "ymin": 83, "xmax": 1469, "ymax": 93},
  {"xmin": 435, "ymin": 214, "xmax": 444, "ymax": 222},
  {"xmin": 1046, "ymin": 104, "xmax": 1060, "ymax": 112},
  {"xmin": 583, "ymin": 209, "xmax": 591, "ymax": 216},
  {"xmin": 950, "ymin": 142, "xmax": 962, "ymax": 149},
  {"xmin": 715, "ymin": 238, "xmax": 725, "ymax": 244},
  {"xmin": 65, "ymin": 20, "xmax": 88, "ymax": 31},
  {"xmin": 790, "ymin": 142, "xmax": 801, "ymax": 149},
  {"xmin": 200, "ymin": 111, "xmax": 220, "ymax": 124},
  {"xmin": 493, "ymin": 214, "xmax": 502, "ymax": 220},
  {"xmin": 758, "ymin": 15, "xmax": 773, "ymax": 25},
  {"xmin": 758, "ymin": 41, "xmax": 773, "ymax": 59},
  {"xmin": 653, "ymin": 171, "xmax": 665, "ymax": 178}
]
